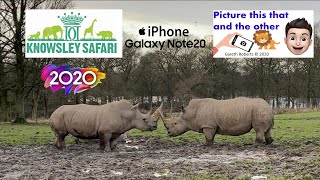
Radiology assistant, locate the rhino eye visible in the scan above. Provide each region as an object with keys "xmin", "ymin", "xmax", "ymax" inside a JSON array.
[
  {"xmin": 143, "ymin": 118, "xmax": 147, "ymax": 121},
  {"xmin": 174, "ymin": 122, "xmax": 177, "ymax": 125}
]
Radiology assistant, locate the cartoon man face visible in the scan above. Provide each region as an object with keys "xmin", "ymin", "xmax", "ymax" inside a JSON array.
[{"xmin": 284, "ymin": 18, "xmax": 312, "ymax": 55}]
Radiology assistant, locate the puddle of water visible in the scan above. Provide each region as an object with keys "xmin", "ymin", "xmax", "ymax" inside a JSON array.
[
  {"xmin": 251, "ymin": 175, "xmax": 268, "ymax": 180},
  {"xmin": 81, "ymin": 169, "xmax": 90, "ymax": 173},
  {"xmin": 143, "ymin": 151, "xmax": 275, "ymax": 164},
  {"xmin": 153, "ymin": 173, "xmax": 162, "ymax": 177},
  {"xmin": 124, "ymin": 145, "xmax": 140, "ymax": 150},
  {"xmin": 110, "ymin": 170, "xmax": 123, "ymax": 175},
  {"xmin": 153, "ymin": 169, "xmax": 170, "ymax": 177}
]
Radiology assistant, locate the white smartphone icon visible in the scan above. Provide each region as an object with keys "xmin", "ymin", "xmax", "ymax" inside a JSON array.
[{"xmin": 231, "ymin": 35, "xmax": 254, "ymax": 52}]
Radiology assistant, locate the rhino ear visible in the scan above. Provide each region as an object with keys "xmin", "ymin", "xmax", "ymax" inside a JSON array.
[
  {"xmin": 131, "ymin": 103, "xmax": 139, "ymax": 111},
  {"xmin": 181, "ymin": 106, "xmax": 186, "ymax": 113}
]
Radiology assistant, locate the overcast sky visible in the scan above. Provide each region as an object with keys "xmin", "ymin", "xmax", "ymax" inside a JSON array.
[{"xmin": 74, "ymin": 1, "xmax": 320, "ymax": 38}]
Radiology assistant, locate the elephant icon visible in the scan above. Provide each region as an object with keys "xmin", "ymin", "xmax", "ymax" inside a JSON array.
[{"xmin": 42, "ymin": 25, "xmax": 63, "ymax": 40}]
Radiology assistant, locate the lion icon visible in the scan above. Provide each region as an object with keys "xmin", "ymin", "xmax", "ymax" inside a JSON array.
[{"xmin": 253, "ymin": 30, "xmax": 280, "ymax": 50}]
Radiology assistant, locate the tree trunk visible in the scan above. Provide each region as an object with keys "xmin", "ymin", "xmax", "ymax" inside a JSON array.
[
  {"xmin": 13, "ymin": 50, "xmax": 26, "ymax": 123},
  {"xmin": 12, "ymin": 0, "xmax": 27, "ymax": 123},
  {"xmin": 291, "ymin": 98, "xmax": 295, "ymax": 109},
  {"xmin": 0, "ymin": 73, "xmax": 8, "ymax": 122},
  {"xmin": 31, "ymin": 90, "xmax": 39, "ymax": 122},
  {"xmin": 287, "ymin": 77, "xmax": 291, "ymax": 109},
  {"xmin": 107, "ymin": 95, "xmax": 112, "ymax": 103},
  {"xmin": 82, "ymin": 92, "xmax": 87, "ymax": 104},
  {"xmin": 231, "ymin": 72, "xmax": 235, "ymax": 98},
  {"xmin": 75, "ymin": 94, "xmax": 80, "ymax": 104},
  {"xmin": 306, "ymin": 63, "xmax": 312, "ymax": 108},
  {"xmin": 13, "ymin": 98, "xmax": 26, "ymax": 123},
  {"xmin": 170, "ymin": 98, "xmax": 173, "ymax": 115},
  {"xmin": 148, "ymin": 95, "xmax": 152, "ymax": 109},
  {"xmin": 43, "ymin": 91, "xmax": 48, "ymax": 118},
  {"xmin": 0, "ymin": 91, "xmax": 8, "ymax": 122},
  {"xmin": 272, "ymin": 98, "xmax": 275, "ymax": 109},
  {"xmin": 0, "ymin": 44, "xmax": 8, "ymax": 122},
  {"xmin": 9, "ymin": 103, "xmax": 12, "ymax": 121},
  {"xmin": 259, "ymin": 60, "xmax": 266, "ymax": 100},
  {"xmin": 276, "ymin": 94, "xmax": 280, "ymax": 109}
]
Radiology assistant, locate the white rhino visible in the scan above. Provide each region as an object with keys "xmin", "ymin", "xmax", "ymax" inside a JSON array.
[
  {"xmin": 49, "ymin": 100, "xmax": 157, "ymax": 151},
  {"xmin": 161, "ymin": 97, "xmax": 274, "ymax": 145}
]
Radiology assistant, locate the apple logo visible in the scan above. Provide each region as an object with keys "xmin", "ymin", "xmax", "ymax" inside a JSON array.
[{"xmin": 139, "ymin": 27, "xmax": 145, "ymax": 35}]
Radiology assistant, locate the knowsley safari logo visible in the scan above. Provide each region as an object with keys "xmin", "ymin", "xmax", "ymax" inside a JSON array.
[{"xmin": 25, "ymin": 10, "xmax": 122, "ymax": 58}]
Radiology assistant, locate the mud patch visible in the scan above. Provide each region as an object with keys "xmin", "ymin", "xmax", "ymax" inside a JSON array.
[
  {"xmin": 0, "ymin": 137, "xmax": 319, "ymax": 179},
  {"xmin": 143, "ymin": 150, "xmax": 276, "ymax": 165}
]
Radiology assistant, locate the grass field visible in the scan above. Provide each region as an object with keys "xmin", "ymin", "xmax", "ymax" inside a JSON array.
[
  {"xmin": 0, "ymin": 112, "xmax": 320, "ymax": 146},
  {"xmin": 0, "ymin": 112, "xmax": 320, "ymax": 179}
]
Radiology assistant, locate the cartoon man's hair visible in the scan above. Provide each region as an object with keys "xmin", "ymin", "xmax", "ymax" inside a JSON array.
[{"xmin": 285, "ymin": 18, "xmax": 312, "ymax": 38}]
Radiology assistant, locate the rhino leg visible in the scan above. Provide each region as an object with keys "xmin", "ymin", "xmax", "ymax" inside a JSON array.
[
  {"xmin": 99, "ymin": 132, "xmax": 112, "ymax": 151},
  {"xmin": 52, "ymin": 128, "xmax": 68, "ymax": 150},
  {"xmin": 265, "ymin": 119, "xmax": 274, "ymax": 144},
  {"xmin": 54, "ymin": 139, "xmax": 58, "ymax": 147},
  {"xmin": 203, "ymin": 127, "xmax": 217, "ymax": 146},
  {"xmin": 110, "ymin": 135, "xmax": 121, "ymax": 150},
  {"xmin": 110, "ymin": 134, "xmax": 127, "ymax": 150},
  {"xmin": 56, "ymin": 134, "xmax": 67, "ymax": 150},
  {"xmin": 265, "ymin": 127, "xmax": 274, "ymax": 144},
  {"xmin": 255, "ymin": 130, "xmax": 266, "ymax": 144}
]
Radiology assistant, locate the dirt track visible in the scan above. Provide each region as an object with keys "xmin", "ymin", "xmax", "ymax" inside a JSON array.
[{"xmin": 0, "ymin": 137, "xmax": 319, "ymax": 179}]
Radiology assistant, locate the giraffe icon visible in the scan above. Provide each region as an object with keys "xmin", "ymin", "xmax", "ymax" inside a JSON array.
[{"xmin": 84, "ymin": 19, "xmax": 97, "ymax": 39}]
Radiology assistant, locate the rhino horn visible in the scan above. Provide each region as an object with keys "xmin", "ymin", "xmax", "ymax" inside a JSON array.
[
  {"xmin": 159, "ymin": 109, "xmax": 165, "ymax": 120},
  {"xmin": 150, "ymin": 103, "xmax": 167, "ymax": 126},
  {"xmin": 157, "ymin": 103, "xmax": 165, "ymax": 117},
  {"xmin": 153, "ymin": 103, "xmax": 165, "ymax": 120},
  {"xmin": 131, "ymin": 103, "xmax": 139, "ymax": 110},
  {"xmin": 147, "ymin": 109, "xmax": 153, "ymax": 116},
  {"xmin": 159, "ymin": 102, "xmax": 163, "ymax": 110}
]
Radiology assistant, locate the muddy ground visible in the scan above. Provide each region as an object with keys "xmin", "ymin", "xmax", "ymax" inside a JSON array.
[{"xmin": 0, "ymin": 137, "xmax": 319, "ymax": 180}]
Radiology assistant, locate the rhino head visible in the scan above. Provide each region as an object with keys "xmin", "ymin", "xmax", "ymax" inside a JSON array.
[
  {"xmin": 144, "ymin": 108, "xmax": 158, "ymax": 131},
  {"xmin": 164, "ymin": 106, "xmax": 189, "ymax": 137},
  {"xmin": 153, "ymin": 103, "xmax": 189, "ymax": 137},
  {"xmin": 131, "ymin": 103, "xmax": 158, "ymax": 131}
]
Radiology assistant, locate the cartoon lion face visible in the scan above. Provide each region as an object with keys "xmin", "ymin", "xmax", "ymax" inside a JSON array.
[{"xmin": 253, "ymin": 30, "xmax": 272, "ymax": 46}]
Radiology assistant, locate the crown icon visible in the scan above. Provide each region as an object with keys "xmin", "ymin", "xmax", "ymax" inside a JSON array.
[{"xmin": 58, "ymin": 12, "xmax": 86, "ymax": 26}]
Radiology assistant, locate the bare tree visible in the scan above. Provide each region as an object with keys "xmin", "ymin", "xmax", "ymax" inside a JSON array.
[{"xmin": 0, "ymin": 0, "xmax": 72, "ymax": 123}]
